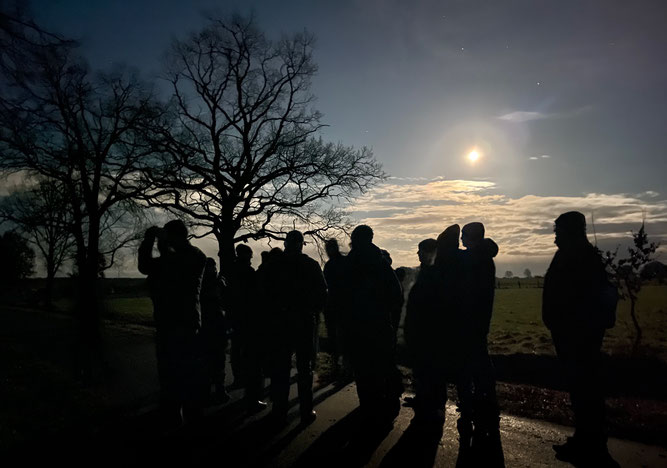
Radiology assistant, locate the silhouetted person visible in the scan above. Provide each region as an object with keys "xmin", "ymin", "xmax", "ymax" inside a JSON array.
[
  {"xmin": 323, "ymin": 239, "xmax": 346, "ymax": 378},
  {"xmin": 381, "ymin": 248, "xmax": 405, "ymax": 343},
  {"xmin": 405, "ymin": 237, "xmax": 443, "ymax": 422},
  {"xmin": 138, "ymin": 220, "xmax": 207, "ymax": 428},
  {"xmin": 200, "ymin": 257, "xmax": 230, "ymax": 403},
  {"xmin": 227, "ymin": 244, "xmax": 256, "ymax": 389},
  {"xmin": 227, "ymin": 244, "xmax": 267, "ymax": 412},
  {"xmin": 543, "ymin": 211, "xmax": 619, "ymax": 467},
  {"xmin": 460, "ymin": 222, "xmax": 504, "ymax": 467},
  {"xmin": 260, "ymin": 250, "xmax": 270, "ymax": 266},
  {"xmin": 263, "ymin": 231, "xmax": 327, "ymax": 426},
  {"xmin": 342, "ymin": 225, "xmax": 404, "ymax": 426},
  {"xmin": 395, "ymin": 266, "xmax": 408, "ymax": 286}
]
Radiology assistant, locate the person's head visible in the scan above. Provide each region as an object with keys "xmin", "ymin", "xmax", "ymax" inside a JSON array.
[
  {"xmin": 163, "ymin": 220, "xmax": 189, "ymax": 249},
  {"xmin": 554, "ymin": 211, "xmax": 588, "ymax": 249},
  {"xmin": 205, "ymin": 257, "xmax": 217, "ymax": 275},
  {"xmin": 461, "ymin": 222, "xmax": 485, "ymax": 249},
  {"xmin": 436, "ymin": 224, "xmax": 460, "ymax": 259},
  {"xmin": 417, "ymin": 238, "xmax": 438, "ymax": 266},
  {"xmin": 350, "ymin": 225, "xmax": 373, "ymax": 249},
  {"xmin": 235, "ymin": 244, "xmax": 253, "ymax": 264},
  {"xmin": 381, "ymin": 249, "xmax": 393, "ymax": 266},
  {"xmin": 395, "ymin": 266, "xmax": 407, "ymax": 283},
  {"xmin": 325, "ymin": 239, "xmax": 341, "ymax": 259},
  {"xmin": 260, "ymin": 250, "xmax": 270, "ymax": 264},
  {"xmin": 269, "ymin": 247, "xmax": 283, "ymax": 261},
  {"xmin": 284, "ymin": 230, "xmax": 304, "ymax": 254}
]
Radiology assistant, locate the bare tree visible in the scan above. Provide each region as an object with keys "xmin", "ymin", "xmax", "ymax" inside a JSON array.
[
  {"xmin": 0, "ymin": 178, "xmax": 74, "ymax": 306},
  {"xmin": 0, "ymin": 230, "xmax": 35, "ymax": 294},
  {"xmin": 604, "ymin": 223, "xmax": 659, "ymax": 355},
  {"xmin": 145, "ymin": 15, "xmax": 383, "ymax": 272},
  {"xmin": 0, "ymin": 10, "xmax": 159, "ymax": 363},
  {"xmin": 523, "ymin": 268, "xmax": 532, "ymax": 279}
]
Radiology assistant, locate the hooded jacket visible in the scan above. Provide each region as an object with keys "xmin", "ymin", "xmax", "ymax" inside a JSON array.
[{"xmin": 462, "ymin": 238, "xmax": 499, "ymax": 340}]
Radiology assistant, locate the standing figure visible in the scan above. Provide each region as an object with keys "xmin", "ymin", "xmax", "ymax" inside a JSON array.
[
  {"xmin": 200, "ymin": 257, "xmax": 230, "ymax": 403},
  {"xmin": 381, "ymin": 248, "xmax": 404, "ymax": 340},
  {"xmin": 138, "ymin": 220, "xmax": 207, "ymax": 428},
  {"xmin": 227, "ymin": 244, "xmax": 256, "ymax": 389},
  {"xmin": 341, "ymin": 225, "xmax": 404, "ymax": 426},
  {"xmin": 229, "ymin": 244, "xmax": 267, "ymax": 412},
  {"xmin": 323, "ymin": 239, "xmax": 346, "ymax": 378},
  {"xmin": 404, "ymin": 237, "xmax": 442, "ymax": 421},
  {"xmin": 264, "ymin": 231, "xmax": 327, "ymax": 426},
  {"xmin": 543, "ymin": 211, "xmax": 619, "ymax": 467},
  {"xmin": 460, "ymin": 222, "xmax": 504, "ymax": 467}
]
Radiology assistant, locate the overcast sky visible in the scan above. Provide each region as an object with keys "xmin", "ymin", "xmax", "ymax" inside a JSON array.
[{"xmin": 22, "ymin": 0, "xmax": 667, "ymax": 274}]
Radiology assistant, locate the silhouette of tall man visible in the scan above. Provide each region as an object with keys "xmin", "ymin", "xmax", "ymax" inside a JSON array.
[
  {"xmin": 543, "ymin": 211, "xmax": 619, "ymax": 467},
  {"xmin": 138, "ymin": 220, "xmax": 207, "ymax": 427},
  {"xmin": 200, "ymin": 257, "xmax": 230, "ymax": 403},
  {"xmin": 228, "ymin": 244, "xmax": 267, "ymax": 412},
  {"xmin": 228, "ymin": 244, "xmax": 256, "ymax": 389},
  {"xmin": 265, "ymin": 230, "xmax": 327, "ymax": 426},
  {"xmin": 405, "ymin": 237, "xmax": 444, "ymax": 422},
  {"xmin": 342, "ymin": 225, "xmax": 404, "ymax": 425},
  {"xmin": 323, "ymin": 239, "xmax": 346, "ymax": 377},
  {"xmin": 460, "ymin": 222, "xmax": 504, "ymax": 467}
]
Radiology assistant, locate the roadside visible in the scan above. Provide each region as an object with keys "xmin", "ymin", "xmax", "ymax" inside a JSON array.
[
  {"xmin": 2, "ymin": 302, "xmax": 667, "ymax": 456},
  {"xmin": 0, "ymin": 305, "xmax": 159, "ymax": 450}
]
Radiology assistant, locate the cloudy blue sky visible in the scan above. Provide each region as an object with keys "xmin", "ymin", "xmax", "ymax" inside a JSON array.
[{"xmin": 23, "ymin": 0, "xmax": 667, "ymax": 274}]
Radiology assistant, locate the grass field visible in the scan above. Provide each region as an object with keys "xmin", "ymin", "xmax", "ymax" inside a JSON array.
[
  {"xmin": 489, "ymin": 285, "xmax": 667, "ymax": 361},
  {"xmin": 5, "ymin": 281, "xmax": 666, "ymax": 447},
  {"xmin": 49, "ymin": 281, "xmax": 667, "ymax": 361}
]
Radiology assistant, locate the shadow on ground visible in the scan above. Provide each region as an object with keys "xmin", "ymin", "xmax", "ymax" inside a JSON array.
[{"xmin": 492, "ymin": 353, "xmax": 667, "ymax": 399}]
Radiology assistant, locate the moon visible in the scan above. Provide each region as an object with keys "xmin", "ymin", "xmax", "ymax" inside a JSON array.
[{"xmin": 467, "ymin": 150, "xmax": 480, "ymax": 163}]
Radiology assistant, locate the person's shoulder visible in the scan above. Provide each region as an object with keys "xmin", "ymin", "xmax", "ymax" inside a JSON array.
[
  {"xmin": 300, "ymin": 253, "xmax": 322, "ymax": 269},
  {"xmin": 584, "ymin": 244, "xmax": 606, "ymax": 270},
  {"xmin": 186, "ymin": 244, "xmax": 207, "ymax": 263}
]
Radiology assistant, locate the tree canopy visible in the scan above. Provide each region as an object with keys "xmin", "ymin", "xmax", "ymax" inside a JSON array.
[{"xmin": 144, "ymin": 15, "xmax": 383, "ymax": 267}]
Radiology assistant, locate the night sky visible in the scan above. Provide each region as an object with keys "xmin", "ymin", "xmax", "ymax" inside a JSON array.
[{"xmin": 25, "ymin": 0, "xmax": 667, "ymax": 274}]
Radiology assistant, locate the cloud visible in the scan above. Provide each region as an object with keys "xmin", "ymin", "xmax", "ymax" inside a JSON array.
[
  {"xmin": 541, "ymin": 154, "xmax": 551, "ymax": 158},
  {"xmin": 529, "ymin": 157, "xmax": 539, "ymax": 160},
  {"xmin": 0, "ymin": 170, "xmax": 36, "ymax": 196},
  {"xmin": 498, "ymin": 106, "xmax": 592, "ymax": 123},
  {"xmin": 498, "ymin": 111, "xmax": 550, "ymax": 122},
  {"xmin": 351, "ymin": 179, "xmax": 667, "ymax": 272}
]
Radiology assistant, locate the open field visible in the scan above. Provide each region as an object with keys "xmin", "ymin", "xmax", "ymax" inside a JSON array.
[
  {"xmin": 489, "ymin": 285, "xmax": 667, "ymax": 361},
  {"xmin": 42, "ymin": 279, "xmax": 667, "ymax": 361},
  {"xmin": 3, "ymin": 280, "xmax": 667, "ymax": 447}
]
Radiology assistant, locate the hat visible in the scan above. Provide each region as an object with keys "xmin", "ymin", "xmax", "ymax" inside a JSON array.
[
  {"xmin": 436, "ymin": 224, "xmax": 460, "ymax": 251},
  {"xmin": 462, "ymin": 222, "xmax": 485, "ymax": 242},
  {"xmin": 351, "ymin": 225, "xmax": 374, "ymax": 246},
  {"xmin": 555, "ymin": 211, "xmax": 586, "ymax": 233}
]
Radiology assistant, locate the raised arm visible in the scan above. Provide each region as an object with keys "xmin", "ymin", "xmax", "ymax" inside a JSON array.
[{"xmin": 138, "ymin": 226, "xmax": 161, "ymax": 275}]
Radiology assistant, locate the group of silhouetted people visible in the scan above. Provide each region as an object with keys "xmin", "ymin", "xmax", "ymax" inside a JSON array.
[
  {"xmin": 402, "ymin": 222, "xmax": 504, "ymax": 466},
  {"xmin": 138, "ymin": 210, "xmax": 619, "ymax": 467}
]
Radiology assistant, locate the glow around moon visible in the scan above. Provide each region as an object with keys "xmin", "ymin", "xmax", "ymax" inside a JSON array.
[{"xmin": 467, "ymin": 149, "xmax": 480, "ymax": 163}]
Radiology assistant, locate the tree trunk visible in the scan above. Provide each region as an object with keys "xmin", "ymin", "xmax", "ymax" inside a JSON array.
[
  {"xmin": 45, "ymin": 251, "xmax": 56, "ymax": 310},
  {"xmin": 74, "ymin": 218, "xmax": 105, "ymax": 381},
  {"xmin": 45, "ymin": 269, "xmax": 55, "ymax": 310},
  {"xmin": 630, "ymin": 296, "xmax": 642, "ymax": 356},
  {"xmin": 217, "ymin": 229, "xmax": 237, "ymax": 279}
]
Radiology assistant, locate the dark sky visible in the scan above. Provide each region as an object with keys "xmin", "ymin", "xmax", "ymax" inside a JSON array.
[{"xmin": 28, "ymin": 0, "xmax": 667, "ymax": 271}]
